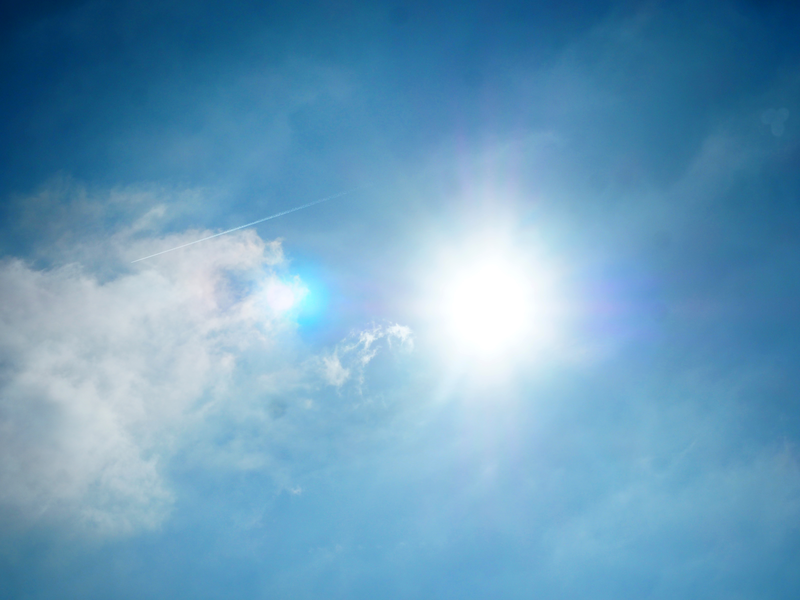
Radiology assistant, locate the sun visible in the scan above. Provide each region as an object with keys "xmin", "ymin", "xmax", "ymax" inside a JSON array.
[
  {"xmin": 439, "ymin": 257, "xmax": 542, "ymax": 357},
  {"xmin": 419, "ymin": 229, "xmax": 563, "ymax": 370},
  {"xmin": 442, "ymin": 260, "xmax": 529, "ymax": 354}
]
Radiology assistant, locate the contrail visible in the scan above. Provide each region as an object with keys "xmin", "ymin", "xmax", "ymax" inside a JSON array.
[{"xmin": 131, "ymin": 187, "xmax": 365, "ymax": 263}]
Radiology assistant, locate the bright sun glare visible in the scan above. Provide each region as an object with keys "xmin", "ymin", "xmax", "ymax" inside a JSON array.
[{"xmin": 441, "ymin": 258, "xmax": 537, "ymax": 357}]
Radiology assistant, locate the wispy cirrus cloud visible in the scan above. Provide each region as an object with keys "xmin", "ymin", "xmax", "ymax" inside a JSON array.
[{"xmin": 321, "ymin": 323, "xmax": 413, "ymax": 390}]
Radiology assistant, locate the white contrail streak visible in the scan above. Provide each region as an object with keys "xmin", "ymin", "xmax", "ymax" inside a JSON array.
[{"xmin": 131, "ymin": 187, "xmax": 364, "ymax": 263}]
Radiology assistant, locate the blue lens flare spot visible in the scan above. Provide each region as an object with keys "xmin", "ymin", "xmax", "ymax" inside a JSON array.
[{"xmin": 294, "ymin": 268, "xmax": 329, "ymax": 328}]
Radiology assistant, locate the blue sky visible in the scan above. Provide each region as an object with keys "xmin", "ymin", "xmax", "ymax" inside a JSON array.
[{"xmin": 2, "ymin": 1, "xmax": 800, "ymax": 598}]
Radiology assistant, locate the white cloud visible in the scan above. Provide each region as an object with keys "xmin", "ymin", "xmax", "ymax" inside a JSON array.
[
  {"xmin": 322, "ymin": 353, "xmax": 351, "ymax": 387},
  {"xmin": 0, "ymin": 182, "xmax": 415, "ymax": 537},
  {"xmin": 321, "ymin": 323, "xmax": 413, "ymax": 389},
  {"xmin": 0, "ymin": 225, "xmax": 298, "ymax": 536}
]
